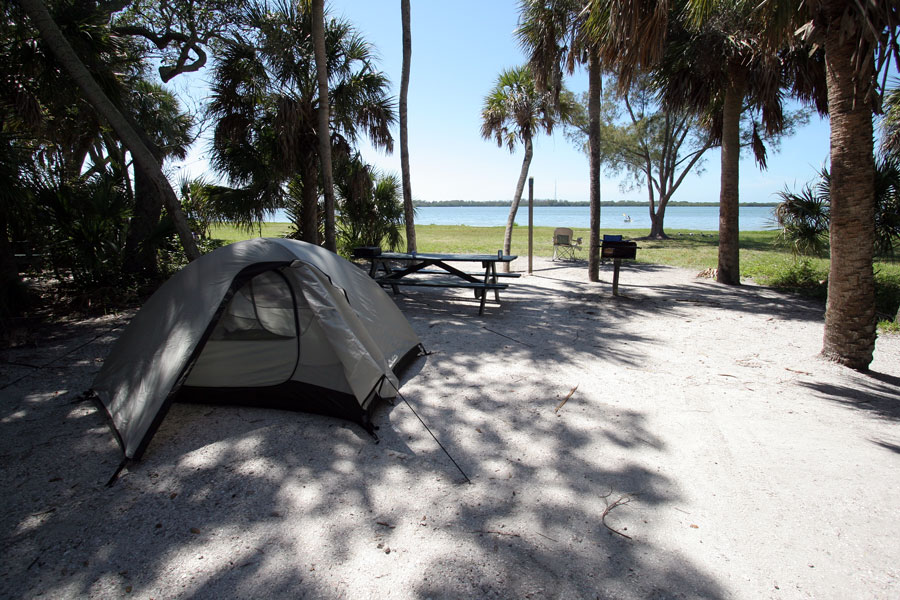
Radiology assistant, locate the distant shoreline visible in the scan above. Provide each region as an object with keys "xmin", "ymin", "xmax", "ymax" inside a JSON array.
[{"xmin": 413, "ymin": 200, "xmax": 779, "ymax": 208}]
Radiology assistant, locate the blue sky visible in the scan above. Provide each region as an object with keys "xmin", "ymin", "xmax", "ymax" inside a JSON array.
[{"xmin": 174, "ymin": 0, "xmax": 835, "ymax": 205}]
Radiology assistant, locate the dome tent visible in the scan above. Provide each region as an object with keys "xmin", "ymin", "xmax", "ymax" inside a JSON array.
[{"xmin": 91, "ymin": 238, "xmax": 423, "ymax": 461}]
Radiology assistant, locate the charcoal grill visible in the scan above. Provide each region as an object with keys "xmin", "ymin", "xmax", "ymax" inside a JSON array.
[{"xmin": 601, "ymin": 240, "xmax": 639, "ymax": 295}]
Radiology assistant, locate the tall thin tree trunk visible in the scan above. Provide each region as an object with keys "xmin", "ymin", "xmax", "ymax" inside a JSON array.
[
  {"xmin": 502, "ymin": 136, "xmax": 533, "ymax": 272},
  {"xmin": 300, "ymin": 160, "xmax": 319, "ymax": 244},
  {"xmin": 821, "ymin": 11, "xmax": 876, "ymax": 370},
  {"xmin": 17, "ymin": 0, "xmax": 200, "ymax": 262},
  {"xmin": 717, "ymin": 65, "xmax": 745, "ymax": 285},
  {"xmin": 312, "ymin": 0, "xmax": 336, "ymax": 252},
  {"xmin": 587, "ymin": 55, "xmax": 602, "ymax": 282},
  {"xmin": 400, "ymin": 0, "xmax": 416, "ymax": 253}
]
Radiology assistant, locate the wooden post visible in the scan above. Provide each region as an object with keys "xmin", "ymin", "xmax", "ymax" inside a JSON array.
[
  {"xmin": 612, "ymin": 258, "xmax": 621, "ymax": 296},
  {"xmin": 528, "ymin": 177, "xmax": 534, "ymax": 274}
]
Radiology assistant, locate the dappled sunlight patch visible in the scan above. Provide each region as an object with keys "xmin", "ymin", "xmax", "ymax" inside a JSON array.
[
  {"xmin": 1, "ymin": 409, "xmax": 28, "ymax": 423},
  {"xmin": 5, "ymin": 256, "xmax": 900, "ymax": 599}
]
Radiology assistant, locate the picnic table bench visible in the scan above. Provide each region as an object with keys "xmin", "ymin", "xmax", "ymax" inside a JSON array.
[{"xmin": 357, "ymin": 250, "xmax": 519, "ymax": 315}]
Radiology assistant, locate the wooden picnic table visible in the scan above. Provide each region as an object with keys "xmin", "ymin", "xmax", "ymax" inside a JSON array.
[{"xmin": 363, "ymin": 251, "xmax": 520, "ymax": 315}]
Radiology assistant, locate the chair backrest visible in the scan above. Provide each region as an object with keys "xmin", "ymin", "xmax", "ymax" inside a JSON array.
[
  {"xmin": 553, "ymin": 227, "xmax": 574, "ymax": 246},
  {"xmin": 603, "ymin": 234, "xmax": 623, "ymax": 242}
]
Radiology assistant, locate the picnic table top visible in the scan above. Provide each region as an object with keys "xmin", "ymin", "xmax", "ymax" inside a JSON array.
[{"xmin": 376, "ymin": 251, "xmax": 517, "ymax": 262}]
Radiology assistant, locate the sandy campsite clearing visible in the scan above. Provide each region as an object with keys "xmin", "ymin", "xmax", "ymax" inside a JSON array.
[{"xmin": 2, "ymin": 256, "xmax": 899, "ymax": 599}]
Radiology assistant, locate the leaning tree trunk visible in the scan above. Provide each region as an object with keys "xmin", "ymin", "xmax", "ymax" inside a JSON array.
[
  {"xmin": 501, "ymin": 136, "xmax": 533, "ymax": 273},
  {"xmin": 399, "ymin": 0, "xmax": 416, "ymax": 253},
  {"xmin": 312, "ymin": 0, "xmax": 336, "ymax": 252},
  {"xmin": 587, "ymin": 55, "xmax": 602, "ymax": 282},
  {"xmin": 717, "ymin": 65, "xmax": 745, "ymax": 286},
  {"xmin": 821, "ymin": 14, "xmax": 877, "ymax": 370},
  {"xmin": 17, "ymin": 0, "xmax": 200, "ymax": 262}
]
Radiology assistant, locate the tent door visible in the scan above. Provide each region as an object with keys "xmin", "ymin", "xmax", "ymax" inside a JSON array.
[{"xmin": 185, "ymin": 269, "xmax": 300, "ymax": 388}]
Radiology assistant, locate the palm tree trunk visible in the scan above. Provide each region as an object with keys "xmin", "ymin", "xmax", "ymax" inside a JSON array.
[
  {"xmin": 717, "ymin": 64, "xmax": 745, "ymax": 285},
  {"xmin": 502, "ymin": 136, "xmax": 533, "ymax": 272},
  {"xmin": 587, "ymin": 55, "xmax": 602, "ymax": 282},
  {"xmin": 399, "ymin": 0, "xmax": 416, "ymax": 253},
  {"xmin": 821, "ymin": 13, "xmax": 877, "ymax": 370},
  {"xmin": 17, "ymin": 0, "xmax": 200, "ymax": 262},
  {"xmin": 312, "ymin": 0, "xmax": 336, "ymax": 252},
  {"xmin": 123, "ymin": 165, "xmax": 162, "ymax": 279},
  {"xmin": 300, "ymin": 159, "xmax": 319, "ymax": 244}
]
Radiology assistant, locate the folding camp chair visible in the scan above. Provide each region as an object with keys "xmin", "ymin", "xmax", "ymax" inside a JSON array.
[{"xmin": 552, "ymin": 227, "xmax": 581, "ymax": 261}]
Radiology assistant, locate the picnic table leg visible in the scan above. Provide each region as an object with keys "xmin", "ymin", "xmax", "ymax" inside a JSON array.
[
  {"xmin": 370, "ymin": 258, "xmax": 391, "ymax": 278},
  {"xmin": 489, "ymin": 263, "xmax": 501, "ymax": 302}
]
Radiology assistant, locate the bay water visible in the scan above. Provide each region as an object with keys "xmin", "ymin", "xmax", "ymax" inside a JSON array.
[
  {"xmin": 413, "ymin": 204, "xmax": 777, "ymax": 231},
  {"xmin": 269, "ymin": 204, "xmax": 778, "ymax": 231}
]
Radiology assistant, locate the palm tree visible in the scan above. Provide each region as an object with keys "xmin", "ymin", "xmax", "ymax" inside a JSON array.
[
  {"xmin": 311, "ymin": 0, "xmax": 337, "ymax": 252},
  {"xmin": 654, "ymin": 2, "xmax": 827, "ymax": 285},
  {"xmin": 399, "ymin": 0, "xmax": 416, "ymax": 252},
  {"xmin": 121, "ymin": 79, "xmax": 194, "ymax": 278},
  {"xmin": 333, "ymin": 156, "xmax": 405, "ymax": 256},
  {"xmin": 16, "ymin": 0, "xmax": 201, "ymax": 261},
  {"xmin": 2, "ymin": 0, "xmax": 106, "ymax": 306},
  {"xmin": 775, "ymin": 159, "xmax": 900, "ymax": 259},
  {"xmin": 585, "ymin": 0, "xmax": 896, "ymax": 367},
  {"xmin": 481, "ymin": 66, "xmax": 576, "ymax": 266},
  {"xmin": 583, "ymin": 1, "xmax": 827, "ymax": 286},
  {"xmin": 769, "ymin": 0, "xmax": 900, "ymax": 369},
  {"xmin": 207, "ymin": 0, "xmax": 395, "ymax": 244},
  {"xmin": 877, "ymin": 87, "xmax": 900, "ymax": 323},
  {"xmin": 517, "ymin": 0, "xmax": 605, "ymax": 281},
  {"xmin": 881, "ymin": 85, "xmax": 900, "ymax": 159}
]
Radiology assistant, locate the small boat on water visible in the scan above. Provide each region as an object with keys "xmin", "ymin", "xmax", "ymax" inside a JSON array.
[{"xmin": 623, "ymin": 213, "xmax": 632, "ymax": 223}]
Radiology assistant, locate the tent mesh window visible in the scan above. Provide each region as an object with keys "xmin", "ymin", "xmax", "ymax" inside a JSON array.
[
  {"xmin": 186, "ymin": 270, "xmax": 301, "ymax": 389},
  {"xmin": 211, "ymin": 271, "xmax": 298, "ymax": 341}
]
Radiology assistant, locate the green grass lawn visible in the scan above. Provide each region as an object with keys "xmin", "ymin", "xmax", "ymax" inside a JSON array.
[
  {"xmin": 209, "ymin": 222, "xmax": 293, "ymax": 242},
  {"xmin": 209, "ymin": 223, "xmax": 900, "ymax": 328}
]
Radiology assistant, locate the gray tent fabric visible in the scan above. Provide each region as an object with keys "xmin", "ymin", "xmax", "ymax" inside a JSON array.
[{"xmin": 91, "ymin": 238, "xmax": 422, "ymax": 459}]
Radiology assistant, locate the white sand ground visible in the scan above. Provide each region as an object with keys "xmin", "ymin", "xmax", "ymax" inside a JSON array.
[{"xmin": 1, "ymin": 257, "xmax": 898, "ymax": 599}]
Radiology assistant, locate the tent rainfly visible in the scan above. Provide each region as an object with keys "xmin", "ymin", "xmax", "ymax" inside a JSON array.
[{"xmin": 91, "ymin": 238, "xmax": 423, "ymax": 461}]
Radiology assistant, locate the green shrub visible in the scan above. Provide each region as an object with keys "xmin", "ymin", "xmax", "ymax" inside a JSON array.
[
  {"xmin": 37, "ymin": 172, "xmax": 131, "ymax": 287},
  {"xmin": 773, "ymin": 179, "xmax": 830, "ymax": 257},
  {"xmin": 334, "ymin": 159, "xmax": 405, "ymax": 256},
  {"xmin": 762, "ymin": 258, "xmax": 829, "ymax": 299}
]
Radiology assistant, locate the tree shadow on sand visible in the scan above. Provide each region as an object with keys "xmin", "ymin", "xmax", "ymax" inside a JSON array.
[
  {"xmin": 797, "ymin": 371, "xmax": 900, "ymax": 421},
  {"xmin": 0, "ymin": 268, "xmax": 758, "ymax": 599}
]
